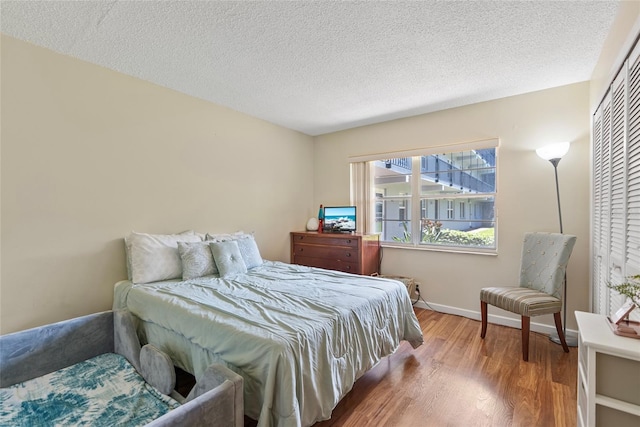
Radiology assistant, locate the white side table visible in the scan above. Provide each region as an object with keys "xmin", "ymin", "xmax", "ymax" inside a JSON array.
[{"xmin": 575, "ymin": 311, "xmax": 640, "ymax": 427}]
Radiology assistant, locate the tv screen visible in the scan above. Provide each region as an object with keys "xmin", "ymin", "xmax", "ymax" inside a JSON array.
[{"xmin": 322, "ymin": 206, "xmax": 356, "ymax": 233}]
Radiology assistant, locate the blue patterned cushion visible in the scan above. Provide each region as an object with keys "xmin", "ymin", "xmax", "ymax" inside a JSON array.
[{"xmin": 0, "ymin": 353, "xmax": 180, "ymax": 426}]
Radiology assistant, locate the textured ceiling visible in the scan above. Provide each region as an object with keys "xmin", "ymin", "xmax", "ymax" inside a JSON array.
[{"xmin": 0, "ymin": 1, "xmax": 620, "ymax": 136}]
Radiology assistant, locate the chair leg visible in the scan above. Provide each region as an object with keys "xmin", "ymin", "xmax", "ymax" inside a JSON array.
[
  {"xmin": 553, "ymin": 312, "xmax": 570, "ymax": 353},
  {"xmin": 480, "ymin": 301, "xmax": 488, "ymax": 338},
  {"xmin": 521, "ymin": 316, "xmax": 530, "ymax": 362}
]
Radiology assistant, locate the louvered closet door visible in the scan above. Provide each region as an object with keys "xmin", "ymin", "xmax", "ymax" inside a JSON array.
[
  {"xmin": 593, "ymin": 107, "xmax": 605, "ymax": 313},
  {"xmin": 592, "ymin": 38, "xmax": 640, "ymax": 321},
  {"xmin": 609, "ymin": 70, "xmax": 627, "ymax": 315},
  {"xmin": 626, "ymin": 42, "xmax": 640, "ymax": 323},
  {"xmin": 596, "ymin": 91, "xmax": 613, "ymax": 315}
]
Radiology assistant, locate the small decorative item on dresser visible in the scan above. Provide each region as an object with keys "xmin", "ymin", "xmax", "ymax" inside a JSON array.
[
  {"xmin": 306, "ymin": 217, "xmax": 319, "ymax": 231},
  {"xmin": 608, "ymin": 301, "xmax": 639, "ymax": 338},
  {"xmin": 607, "ymin": 275, "xmax": 640, "ymax": 338},
  {"xmin": 317, "ymin": 204, "xmax": 324, "ymax": 233},
  {"xmin": 607, "ymin": 275, "xmax": 640, "ymax": 306}
]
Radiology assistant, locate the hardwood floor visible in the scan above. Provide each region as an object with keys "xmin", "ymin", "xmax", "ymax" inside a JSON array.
[
  {"xmin": 313, "ymin": 308, "xmax": 578, "ymax": 427},
  {"xmin": 178, "ymin": 308, "xmax": 578, "ymax": 427}
]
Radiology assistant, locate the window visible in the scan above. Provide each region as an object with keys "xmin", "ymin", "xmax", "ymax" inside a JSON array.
[{"xmin": 351, "ymin": 141, "xmax": 497, "ymax": 251}]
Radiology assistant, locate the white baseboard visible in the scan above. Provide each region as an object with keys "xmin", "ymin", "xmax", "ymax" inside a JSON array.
[{"xmin": 413, "ymin": 300, "xmax": 578, "ymax": 341}]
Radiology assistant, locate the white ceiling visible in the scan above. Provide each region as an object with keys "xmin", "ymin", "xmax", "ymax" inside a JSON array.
[{"xmin": 0, "ymin": 1, "xmax": 620, "ymax": 136}]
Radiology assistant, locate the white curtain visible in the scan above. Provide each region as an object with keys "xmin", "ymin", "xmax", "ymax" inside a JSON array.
[{"xmin": 350, "ymin": 162, "xmax": 373, "ymax": 234}]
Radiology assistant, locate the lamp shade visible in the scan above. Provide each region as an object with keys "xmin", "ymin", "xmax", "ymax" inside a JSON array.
[{"xmin": 536, "ymin": 142, "xmax": 570, "ymax": 161}]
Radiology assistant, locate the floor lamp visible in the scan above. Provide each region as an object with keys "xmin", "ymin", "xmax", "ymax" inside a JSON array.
[{"xmin": 536, "ymin": 141, "xmax": 578, "ymax": 347}]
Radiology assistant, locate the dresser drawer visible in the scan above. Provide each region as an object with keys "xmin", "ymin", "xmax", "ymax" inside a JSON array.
[
  {"xmin": 292, "ymin": 244, "xmax": 356, "ymax": 261},
  {"xmin": 292, "ymin": 234, "xmax": 359, "ymax": 248},
  {"xmin": 294, "ymin": 256, "xmax": 359, "ymax": 274}
]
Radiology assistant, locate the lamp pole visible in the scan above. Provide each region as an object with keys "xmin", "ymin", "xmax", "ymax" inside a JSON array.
[
  {"xmin": 536, "ymin": 142, "xmax": 575, "ymax": 347},
  {"xmin": 547, "ymin": 157, "xmax": 577, "ymax": 347},
  {"xmin": 550, "ymin": 158, "xmax": 563, "ymax": 234}
]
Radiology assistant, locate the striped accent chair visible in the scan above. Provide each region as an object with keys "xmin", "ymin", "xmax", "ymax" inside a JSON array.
[{"xmin": 480, "ymin": 232, "xmax": 577, "ymax": 361}]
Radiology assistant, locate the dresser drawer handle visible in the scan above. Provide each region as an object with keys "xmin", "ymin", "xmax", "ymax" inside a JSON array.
[
  {"xmin": 346, "ymin": 252, "xmax": 351, "ymax": 257},
  {"xmin": 345, "ymin": 266, "xmax": 351, "ymax": 270},
  {"xmin": 346, "ymin": 239, "xmax": 352, "ymax": 244}
]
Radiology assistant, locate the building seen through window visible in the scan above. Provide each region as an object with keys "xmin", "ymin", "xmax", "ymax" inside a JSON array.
[{"xmin": 373, "ymin": 148, "xmax": 496, "ymax": 249}]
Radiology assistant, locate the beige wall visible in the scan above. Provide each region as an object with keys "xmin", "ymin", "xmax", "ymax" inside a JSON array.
[
  {"xmin": 314, "ymin": 83, "xmax": 591, "ymax": 332},
  {"xmin": 0, "ymin": 36, "xmax": 315, "ymax": 334}
]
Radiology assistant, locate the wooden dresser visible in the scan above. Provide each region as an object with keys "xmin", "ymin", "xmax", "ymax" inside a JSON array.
[{"xmin": 290, "ymin": 231, "xmax": 380, "ymax": 275}]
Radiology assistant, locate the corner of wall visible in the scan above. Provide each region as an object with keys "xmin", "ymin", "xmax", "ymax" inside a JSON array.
[{"xmin": 590, "ymin": 2, "xmax": 640, "ymax": 112}]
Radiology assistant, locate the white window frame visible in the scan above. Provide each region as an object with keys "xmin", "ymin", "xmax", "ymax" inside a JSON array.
[{"xmin": 350, "ymin": 138, "xmax": 498, "ymax": 254}]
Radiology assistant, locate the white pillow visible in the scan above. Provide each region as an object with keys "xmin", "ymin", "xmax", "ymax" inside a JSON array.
[
  {"xmin": 126, "ymin": 231, "xmax": 201, "ymax": 284},
  {"xmin": 204, "ymin": 231, "xmax": 248, "ymax": 241},
  {"xmin": 125, "ymin": 230, "xmax": 198, "ymax": 279},
  {"xmin": 178, "ymin": 241, "xmax": 217, "ymax": 279}
]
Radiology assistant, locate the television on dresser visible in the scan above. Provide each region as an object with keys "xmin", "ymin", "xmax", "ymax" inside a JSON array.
[{"xmin": 322, "ymin": 206, "xmax": 357, "ymax": 233}]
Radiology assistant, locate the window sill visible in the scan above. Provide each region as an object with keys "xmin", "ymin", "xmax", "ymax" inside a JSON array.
[{"xmin": 381, "ymin": 242, "xmax": 498, "ymax": 256}]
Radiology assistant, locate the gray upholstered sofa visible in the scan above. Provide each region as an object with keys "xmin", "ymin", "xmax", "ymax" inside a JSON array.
[{"xmin": 0, "ymin": 310, "xmax": 243, "ymax": 427}]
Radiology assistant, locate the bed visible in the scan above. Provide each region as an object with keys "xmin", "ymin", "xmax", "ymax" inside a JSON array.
[{"xmin": 115, "ymin": 231, "xmax": 424, "ymax": 427}]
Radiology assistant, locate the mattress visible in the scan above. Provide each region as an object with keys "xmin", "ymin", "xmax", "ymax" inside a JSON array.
[
  {"xmin": 114, "ymin": 260, "xmax": 423, "ymax": 427},
  {"xmin": 0, "ymin": 353, "xmax": 180, "ymax": 426}
]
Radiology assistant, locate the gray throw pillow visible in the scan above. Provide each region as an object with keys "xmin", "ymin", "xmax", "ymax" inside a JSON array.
[
  {"xmin": 236, "ymin": 235, "xmax": 263, "ymax": 269},
  {"xmin": 178, "ymin": 241, "xmax": 217, "ymax": 279},
  {"xmin": 209, "ymin": 240, "xmax": 248, "ymax": 277}
]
